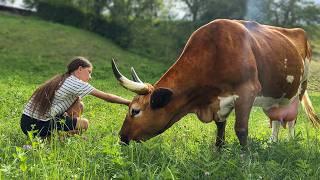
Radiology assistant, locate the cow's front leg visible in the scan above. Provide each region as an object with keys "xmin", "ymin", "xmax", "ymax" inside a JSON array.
[
  {"xmin": 215, "ymin": 121, "xmax": 226, "ymax": 148},
  {"xmin": 234, "ymin": 83, "xmax": 259, "ymax": 147}
]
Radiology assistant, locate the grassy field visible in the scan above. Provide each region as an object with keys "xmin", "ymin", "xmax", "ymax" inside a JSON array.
[{"xmin": 1, "ymin": 12, "xmax": 320, "ymax": 179}]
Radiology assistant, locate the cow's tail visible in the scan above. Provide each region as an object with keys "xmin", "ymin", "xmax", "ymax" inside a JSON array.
[
  {"xmin": 306, "ymin": 40, "xmax": 312, "ymax": 60},
  {"xmin": 301, "ymin": 91, "xmax": 320, "ymax": 127}
]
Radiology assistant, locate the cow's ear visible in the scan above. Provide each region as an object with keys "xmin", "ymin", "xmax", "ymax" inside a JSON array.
[{"xmin": 150, "ymin": 88, "xmax": 173, "ymax": 109}]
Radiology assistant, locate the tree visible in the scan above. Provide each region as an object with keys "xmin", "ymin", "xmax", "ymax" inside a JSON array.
[
  {"xmin": 23, "ymin": 0, "xmax": 74, "ymax": 9},
  {"xmin": 199, "ymin": 0, "xmax": 247, "ymax": 24},
  {"xmin": 247, "ymin": 0, "xmax": 320, "ymax": 26},
  {"xmin": 0, "ymin": 0, "xmax": 15, "ymax": 4},
  {"xmin": 71, "ymin": 0, "xmax": 105, "ymax": 15},
  {"xmin": 180, "ymin": 0, "xmax": 248, "ymax": 25},
  {"xmin": 180, "ymin": 0, "xmax": 202, "ymax": 22},
  {"xmin": 106, "ymin": 0, "xmax": 163, "ymax": 24},
  {"xmin": 301, "ymin": 2, "xmax": 320, "ymax": 25}
]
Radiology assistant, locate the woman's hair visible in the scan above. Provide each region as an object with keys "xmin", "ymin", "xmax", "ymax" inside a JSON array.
[{"xmin": 30, "ymin": 56, "xmax": 92, "ymax": 117}]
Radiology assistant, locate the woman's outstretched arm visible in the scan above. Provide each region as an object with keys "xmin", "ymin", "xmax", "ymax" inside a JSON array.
[{"xmin": 90, "ymin": 89, "xmax": 131, "ymax": 106}]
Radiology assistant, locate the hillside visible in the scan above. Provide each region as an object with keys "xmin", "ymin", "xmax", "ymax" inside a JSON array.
[
  {"xmin": 1, "ymin": 11, "xmax": 319, "ymax": 87},
  {"xmin": 1, "ymin": 12, "xmax": 320, "ymax": 179},
  {"xmin": 0, "ymin": 12, "xmax": 168, "ymax": 87}
]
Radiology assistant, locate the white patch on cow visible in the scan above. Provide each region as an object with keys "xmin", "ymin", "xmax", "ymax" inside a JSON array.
[
  {"xmin": 253, "ymin": 95, "xmax": 291, "ymax": 110},
  {"xmin": 295, "ymin": 58, "xmax": 310, "ymax": 99},
  {"xmin": 296, "ymin": 85, "xmax": 303, "ymax": 100},
  {"xmin": 286, "ymin": 75, "xmax": 294, "ymax": 84},
  {"xmin": 301, "ymin": 58, "xmax": 310, "ymax": 83},
  {"xmin": 217, "ymin": 95, "xmax": 239, "ymax": 120},
  {"xmin": 284, "ymin": 58, "xmax": 288, "ymax": 69},
  {"xmin": 195, "ymin": 94, "xmax": 238, "ymax": 123},
  {"xmin": 299, "ymin": 68, "xmax": 303, "ymax": 82}
]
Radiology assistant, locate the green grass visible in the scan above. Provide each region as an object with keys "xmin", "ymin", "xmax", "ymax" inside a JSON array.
[{"xmin": 1, "ymin": 12, "xmax": 320, "ymax": 179}]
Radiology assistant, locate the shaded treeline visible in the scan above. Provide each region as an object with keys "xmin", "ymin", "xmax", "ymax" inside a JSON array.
[{"xmin": 2, "ymin": 0, "xmax": 320, "ymax": 61}]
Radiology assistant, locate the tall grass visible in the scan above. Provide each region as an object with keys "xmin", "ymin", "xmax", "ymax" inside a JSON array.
[{"xmin": 1, "ymin": 12, "xmax": 320, "ymax": 179}]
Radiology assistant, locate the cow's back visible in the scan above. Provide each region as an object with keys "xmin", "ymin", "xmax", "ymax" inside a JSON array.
[
  {"xmin": 238, "ymin": 21, "xmax": 308, "ymax": 99},
  {"xmin": 262, "ymin": 25, "xmax": 311, "ymax": 59},
  {"xmin": 157, "ymin": 19, "xmax": 309, "ymax": 101}
]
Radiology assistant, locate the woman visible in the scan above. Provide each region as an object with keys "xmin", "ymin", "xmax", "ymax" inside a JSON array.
[{"xmin": 21, "ymin": 56, "xmax": 130, "ymax": 137}]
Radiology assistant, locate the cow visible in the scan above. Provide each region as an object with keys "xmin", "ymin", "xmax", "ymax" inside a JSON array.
[{"xmin": 112, "ymin": 19, "xmax": 320, "ymax": 147}]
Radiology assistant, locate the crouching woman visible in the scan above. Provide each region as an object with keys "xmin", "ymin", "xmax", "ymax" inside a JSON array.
[{"xmin": 21, "ymin": 57, "xmax": 130, "ymax": 137}]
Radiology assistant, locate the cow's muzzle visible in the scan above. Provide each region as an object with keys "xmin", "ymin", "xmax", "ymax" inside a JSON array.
[{"xmin": 120, "ymin": 135, "xmax": 130, "ymax": 145}]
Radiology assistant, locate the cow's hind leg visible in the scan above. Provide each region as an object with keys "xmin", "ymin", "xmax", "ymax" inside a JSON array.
[
  {"xmin": 287, "ymin": 120, "xmax": 295, "ymax": 139},
  {"xmin": 215, "ymin": 121, "xmax": 226, "ymax": 148},
  {"xmin": 270, "ymin": 120, "xmax": 281, "ymax": 142},
  {"xmin": 234, "ymin": 83, "xmax": 259, "ymax": 147}
]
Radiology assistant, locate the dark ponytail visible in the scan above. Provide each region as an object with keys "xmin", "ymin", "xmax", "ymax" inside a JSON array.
[{"xmin": 30, "ymin": 57, "xmax": 92, "ymax": 117}]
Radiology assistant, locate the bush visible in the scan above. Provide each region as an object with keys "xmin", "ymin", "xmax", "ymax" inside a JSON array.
[
  {"xmin": 86, "ymin": 14, "xmax": 131, "ymax": 48},
  {"xmin": 34, "ymin": 1, "xmax": 196, "ymax": 61},
  {"xmin": 128, "ymin": 20, "xmax": 195, "ymax": 62},
  {"xmin": 37, "ymin": 1, "xmax": 85, "ymax": 28},
  {"xmin": 36, "ymin": 2, "xmax": 131, "ymax": 49}
]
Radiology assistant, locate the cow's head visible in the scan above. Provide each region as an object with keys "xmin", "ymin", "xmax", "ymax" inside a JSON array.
[{"xmin": 112, "ymin": 60, "xmax": 175, "ymax": 144}]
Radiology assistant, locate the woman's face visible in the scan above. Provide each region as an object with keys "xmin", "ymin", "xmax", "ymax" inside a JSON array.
[{"xmin": 75, "ymin": 66, "xmax": 92, "ymax": 82}]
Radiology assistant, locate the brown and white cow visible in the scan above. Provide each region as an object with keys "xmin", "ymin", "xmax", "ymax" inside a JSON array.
[{"xmin": 112, "ymin": 19, "xmax": 320, "ymax": 147}]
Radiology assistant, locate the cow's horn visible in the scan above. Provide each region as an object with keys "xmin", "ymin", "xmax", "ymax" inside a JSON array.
[
  {"xmin": 112, "ymin": 59, "xmax": 149, "ymax": 94},
  {"xmin": 131, "ymin": 67, "xmax": 143, "ymax": 83}
]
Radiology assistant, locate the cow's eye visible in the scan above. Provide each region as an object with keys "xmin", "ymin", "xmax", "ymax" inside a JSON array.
[{"xmin": 131, "ymin": 108, "xmax": 140, "ymax": 117}]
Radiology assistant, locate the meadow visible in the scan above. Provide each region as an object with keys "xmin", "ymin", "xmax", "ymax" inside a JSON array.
[{"xmin": 1, "ymin": 12, "xmax": 320, "ymax": 179}]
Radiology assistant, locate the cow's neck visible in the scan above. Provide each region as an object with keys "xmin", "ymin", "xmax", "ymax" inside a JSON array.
[
  {"xmin": 154, "ymin": 60, "xmax": 220, "ymax": 124},
  {"xmin": 155, "ymin": 59, "xmax": 200, "ymax": 93}
]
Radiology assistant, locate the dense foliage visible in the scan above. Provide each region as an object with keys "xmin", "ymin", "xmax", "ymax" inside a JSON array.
[
  {"xmin": 0, "ymin": 0, "xmax": 316, "ymax": 62},
  {"xmin": 246, "ymin": 0, "xmax": 320, "ymax": 27}
]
